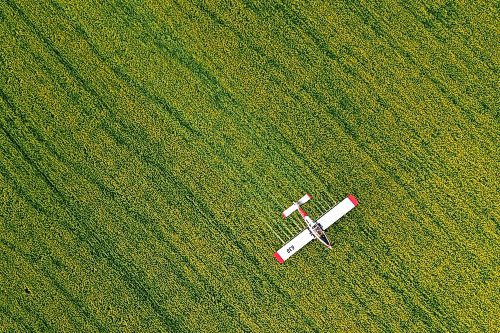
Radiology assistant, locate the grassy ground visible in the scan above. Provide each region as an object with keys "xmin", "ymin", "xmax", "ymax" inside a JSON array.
[{"xmin": 0, "ymin": 0, "xmax": 498, "ymax": 332}]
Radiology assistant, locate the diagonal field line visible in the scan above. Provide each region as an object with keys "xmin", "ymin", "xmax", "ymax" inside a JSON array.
[{"xmin": 266, "ymin": 223, "xmax": 285, "ymax": 244}]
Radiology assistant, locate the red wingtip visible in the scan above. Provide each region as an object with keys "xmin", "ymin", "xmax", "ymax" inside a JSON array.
[
  {"xmin": 348, "ymin": 194, "xmax": 358, "ymax": 207},
  {"xmin": 274, "ymin": 252, "xmax": 284, "ymax": 264},
  {"xmin": 282, "ymin": 212, "xmax": 286, "ymax": 218},
  {"xmin": 307, "ymin": 193, "xmax": 312, "ymax": 199}
]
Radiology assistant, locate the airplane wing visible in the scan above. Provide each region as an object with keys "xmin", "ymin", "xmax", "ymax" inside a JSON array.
[
  {"xmin": 317, "ymin": 194, "xmax": 358, "ymax": 230},
  {"xmin": 273, "ymin": 228, "xmax": 314, "ymax": 264}
]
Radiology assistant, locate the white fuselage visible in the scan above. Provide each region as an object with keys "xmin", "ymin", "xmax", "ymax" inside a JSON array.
[
  {"xmin": 298, "ymin": 207, "xmax": 331, "ymax": 248},
  {"xmin": 304, "ymin": 215, "xmax": 315, "ymax": 228}
]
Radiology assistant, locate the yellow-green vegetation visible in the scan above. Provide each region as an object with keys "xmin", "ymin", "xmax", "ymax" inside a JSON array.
[{"xmin": 0, "ymin": 0, "xmax": 498, "ymax": 332}]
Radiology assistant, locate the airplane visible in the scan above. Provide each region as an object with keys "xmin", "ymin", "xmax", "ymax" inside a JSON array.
[{"xmin": 273, "ymin": 193, "xmax": 358, "ymax": 264}]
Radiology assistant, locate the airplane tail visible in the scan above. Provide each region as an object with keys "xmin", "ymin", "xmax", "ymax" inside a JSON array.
[{"xmin": 282, "ymin": 194, "xmax": 311, "ymax": 218}]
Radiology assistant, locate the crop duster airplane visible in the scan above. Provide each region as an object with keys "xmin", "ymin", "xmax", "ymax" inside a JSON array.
[{"xmin": 274, "ymin": 194, "xmax": 358, "ymax": 264}]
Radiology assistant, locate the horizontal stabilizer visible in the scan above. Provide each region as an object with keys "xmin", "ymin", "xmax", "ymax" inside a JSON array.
[
  {"xmin": 282, "ymin": 194, "xmax": 311, "ymax": 218},
  {"xmin": 297, "ymin": 193, "xmax": 312, "ymax": 205},
  {"xmin": 282, "ymin": 203, "xmax": 298, "ymax": 218}
]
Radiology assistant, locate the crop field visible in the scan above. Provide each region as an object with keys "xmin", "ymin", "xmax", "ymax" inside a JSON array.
[{"xmin": 0, "ymin": 0, "xmax": 498, "ymax": 332}]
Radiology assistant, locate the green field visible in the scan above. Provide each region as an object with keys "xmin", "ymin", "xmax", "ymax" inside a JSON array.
[{"xmin": 0, "ymin": 0, "xmax": 498, "ymax": 332}]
